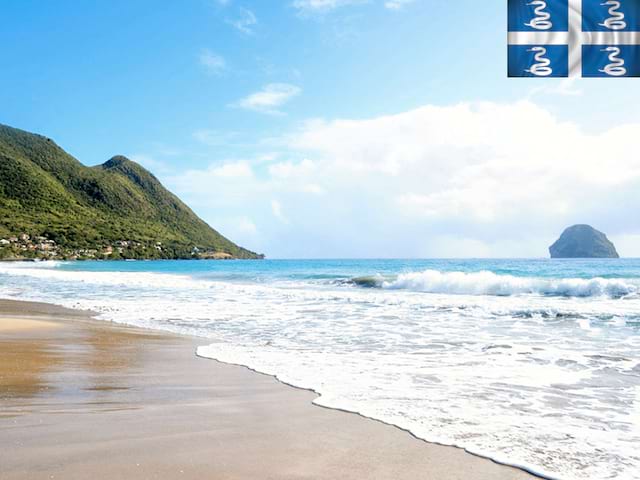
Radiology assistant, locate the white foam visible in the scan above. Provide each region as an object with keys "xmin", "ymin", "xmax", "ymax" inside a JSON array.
[
  {"xmin": 0, "ymin": 263, "xmax": 208, "ymax": 290},
  {"xmin": 1, "ymin": 262, "xmax": 639, "ymax": 479},
  {"xmin": 382, "ymin": 269, "xmax": 639, "ymax": 298}
]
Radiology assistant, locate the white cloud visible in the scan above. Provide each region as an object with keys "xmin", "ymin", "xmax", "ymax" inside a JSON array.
[
  {"xmin": 268, "ymin": 159, "xmax": 325, "ymax": 195},
  {"xmin": 384, "ymin": 0, "xmax": 415, "ymax": 9},
  {"xmin": 610, "ymin": 234, "xmax": 640, "ymax": 257},
  {"xmin": 292, "ymin": 0, "xmax": 367, "ymax": 13},
  {"xmin": 167, "ymin": 101, "xmax": 640, "ymax": 258},
  {"xmin": 284, "ymin": 101, "xmax": 640, "ymax": 255},
  {"xmin": 292, "ymin": 0, "xmax": 416, "ymax": 13},
  {"xmin": 194, "ymin": 214, "xmax": 260, "ymax": 254},
  {"xmin": 299, "ymin": 183, "xmax": 325, "ymax": 195},
  {"xmin": 199, "ymin": 49, "xmax": 226, "ymax": 75},
  {"xmin": 528, "ymin": 78, "xmax": 583, "ymax": 98},
  {"xmin": 271, "ymin": 199, "xmax": 289, "ymax": 224},
  {"xmin": 268, "ymin": 159, "xmax": 315, "ymax": 178},
  {"xmin": 210, "ymin": 161, "xmax": 253, "ymax": 178},
  {"xmin": 235, "ymin": 83, "xmax": 301, "ymax": 115},
  {"xmin": 234, "ymin": 216, "xmax": 258, "ymax": 234},
  {"xmin": 169, "ymin": 163, "xmax": 260, "ymax": 207},
  {"xmin": 227, "ymin": 8, "xmax": 257, "ymax": 34},
  {"xmin": 170, "ymin": 162, "xmax": 252, "ymax": 196}
]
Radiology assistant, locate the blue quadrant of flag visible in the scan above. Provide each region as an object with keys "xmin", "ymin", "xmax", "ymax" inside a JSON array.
[
  {"xmin": 508, "ymin": 0, "xmax": 640, "ymax": 77},
  {"xmin": 508, "ymin": 0, "xmax": 569, "ymax": 31}
]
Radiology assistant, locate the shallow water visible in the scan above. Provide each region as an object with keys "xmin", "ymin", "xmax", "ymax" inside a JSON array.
[{"xmin": 1, "ymin": 258, "xmax": 639, "ymax": 479}]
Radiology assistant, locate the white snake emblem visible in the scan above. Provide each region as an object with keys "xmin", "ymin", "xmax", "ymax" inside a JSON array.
[
  {"xmin": 525, "ymin": 0, "xmax": 553, "ymax": 30},
  {"xmin": 599, "ymin": 1, "xmax": 627, "ymax": 30},
  {"xmin": 526, "ymin": 47, "xmax": 553, "ymax": 76},
  {"xmin": 599, "ymin": 47, "xmax": 627, "ymax": 76}
]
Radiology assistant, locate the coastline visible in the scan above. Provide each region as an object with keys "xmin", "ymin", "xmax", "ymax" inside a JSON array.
[{"xmin": 0, "ymin": 298, "xmax": 535, "ymax": 480}]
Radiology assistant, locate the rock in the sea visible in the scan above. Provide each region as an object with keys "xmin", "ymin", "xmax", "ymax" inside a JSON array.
[{"xmin": 549, "ymin": 225, "xmax": 619, "ymax": 258}]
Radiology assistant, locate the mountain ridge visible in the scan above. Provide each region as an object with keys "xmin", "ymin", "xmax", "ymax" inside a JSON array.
[{"xmin": 0, "ymin": 124, "xmax": 262, "ymax": 260}]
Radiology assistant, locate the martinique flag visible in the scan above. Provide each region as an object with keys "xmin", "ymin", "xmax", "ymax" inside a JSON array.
[{"xmin": 508, "ymin": 0, "xmax": 640, "ymax": 77}]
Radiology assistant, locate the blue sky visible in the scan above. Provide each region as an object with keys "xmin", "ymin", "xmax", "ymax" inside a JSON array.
[{"xmin": 3, "ymin": 0, "xmax": 640, "ymax": 257}]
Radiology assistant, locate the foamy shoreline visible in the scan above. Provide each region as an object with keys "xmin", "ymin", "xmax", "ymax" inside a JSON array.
[
  {"xmin": 1, "ymin": 259, "xmax": 638, "ymax": 479},
  {"xmin": 0, "ymin": 298, "xmax": 535, "ymax": 480}
]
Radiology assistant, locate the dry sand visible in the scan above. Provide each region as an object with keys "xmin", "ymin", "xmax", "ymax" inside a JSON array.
[
  {"xmin": 0, "ymin": 317, "xmax": 60, "ymax": 332},
  {"xmin": 0, "ymin": 298, "xmax": 535, "ymax": 480}
]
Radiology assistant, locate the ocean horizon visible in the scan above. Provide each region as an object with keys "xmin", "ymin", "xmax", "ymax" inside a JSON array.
[{"xmin": 2, "ymin": 258, "xmax": 639, "ymax": 480}]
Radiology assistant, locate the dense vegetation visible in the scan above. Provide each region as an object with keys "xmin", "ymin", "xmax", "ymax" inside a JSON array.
[{"xmin": 0, "ymin": 124, "xmax": 262, "ymax": 260}]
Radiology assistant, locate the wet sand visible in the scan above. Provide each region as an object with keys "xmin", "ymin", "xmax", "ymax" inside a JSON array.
[{"xmin": 0, "ymin": 299, "xmax": 535, "ymax": 480}]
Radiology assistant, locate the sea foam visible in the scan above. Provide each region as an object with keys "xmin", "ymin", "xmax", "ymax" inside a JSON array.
[
  {"xmin": 352, "ymin": 269, "xmax": 639, "ymax": 298},
  {"xmin": 1, "ymin": 260, "xmax": 640, "ymax": 479}
]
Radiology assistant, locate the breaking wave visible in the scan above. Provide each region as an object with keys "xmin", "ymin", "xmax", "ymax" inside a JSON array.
[{"xmin": 351, "ymin": 270, "xmax": 639, "ymax": 298}]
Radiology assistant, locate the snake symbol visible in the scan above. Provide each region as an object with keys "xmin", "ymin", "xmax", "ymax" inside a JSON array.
[
  {"xmin": 599, "ymin": 1, "xmax": 627, "ymax": 30},
  {"xmin": 525, "ymin": 0, "xmax": 553, "ymax": 30},
  {"xmin": 526, "ymin": 47, "xmax": 553, "ymax": 76},
  {"xmin": 599, "ymin": 47, "xmax": 627, "ymax": 76}
]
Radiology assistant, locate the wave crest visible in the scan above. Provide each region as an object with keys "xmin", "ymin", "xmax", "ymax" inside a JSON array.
[{"xmin": 353, "ymin": 270, "xmax": 638, "ymax": 298}]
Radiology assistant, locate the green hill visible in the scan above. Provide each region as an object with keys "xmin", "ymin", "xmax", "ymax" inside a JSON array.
[{"xmin": 0, "ymin": 124, "xmax": 262, "ymax": 260}]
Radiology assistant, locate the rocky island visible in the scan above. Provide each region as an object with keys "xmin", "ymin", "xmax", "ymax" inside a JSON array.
[
  {"xmin": 0, "ymin": 124, "xmax": 263, "ymax": 260},
  {"xmin": 549, "ymin": 224, "xmax": 619, "ymax": 259}
]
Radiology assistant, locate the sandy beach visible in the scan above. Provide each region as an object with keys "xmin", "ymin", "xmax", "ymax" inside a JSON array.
[{"xmin": 0, "ymin": 298, "xmax": 534, "ymax": 480}]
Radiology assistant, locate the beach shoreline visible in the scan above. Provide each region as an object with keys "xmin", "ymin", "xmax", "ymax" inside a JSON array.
[{"xmin": 0, "ymin": 297, "xmax": 537, "ymax": 480}]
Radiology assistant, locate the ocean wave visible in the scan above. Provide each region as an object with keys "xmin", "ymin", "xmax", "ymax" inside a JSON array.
[
  {"xmin": 2, "ymin": 259, "xmax": 640, "ymax": 479},
  {"xmin": 0, "ymin": 263, "xmax": 205, "ymax": 290},
  {"xmin": 352, "ymin": 270, "xmax": 638, "ymax": 298},
  {"xmin": 0, "ymin": 260, "xmax": 63, "ymax": 269},
  {"xmin": 3, "ymin": 262, "xmax": 638, "ymax": 299}
]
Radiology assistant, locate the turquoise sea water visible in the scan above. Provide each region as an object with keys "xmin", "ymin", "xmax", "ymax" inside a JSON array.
[
  {"xmin": 48, "ymin": 257, "xmax": 640, "ymax": 280},
  {"xmin": 1, "ymin": 258, "xmax": 639, "ymax": 479}
]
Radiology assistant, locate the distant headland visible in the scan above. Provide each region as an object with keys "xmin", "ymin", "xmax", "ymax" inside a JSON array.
[
  {"xmin": 549, "ymin": 225, "xmax": 619, "ymax": 259},
  {"xmin": 0, "ymin": 124, "xmax": 263, "ymax": 261}
]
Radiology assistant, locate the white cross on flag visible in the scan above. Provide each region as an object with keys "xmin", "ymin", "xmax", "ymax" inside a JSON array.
[{"xmin": 508, "ymin": 0, "xmax": 640, "ymax": 77}]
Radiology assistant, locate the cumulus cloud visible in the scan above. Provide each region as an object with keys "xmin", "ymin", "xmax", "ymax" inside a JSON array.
[
  {"xmin": 167, "ymin": 101, "xmax": 640, "ymax": 258},
  {"xmin": 199, "ymin": 49, "xmax": 226, "ymax": 74},
  {"xmin": 235, "ymin": 83, "xmax": 301, "ymax": 115}
]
